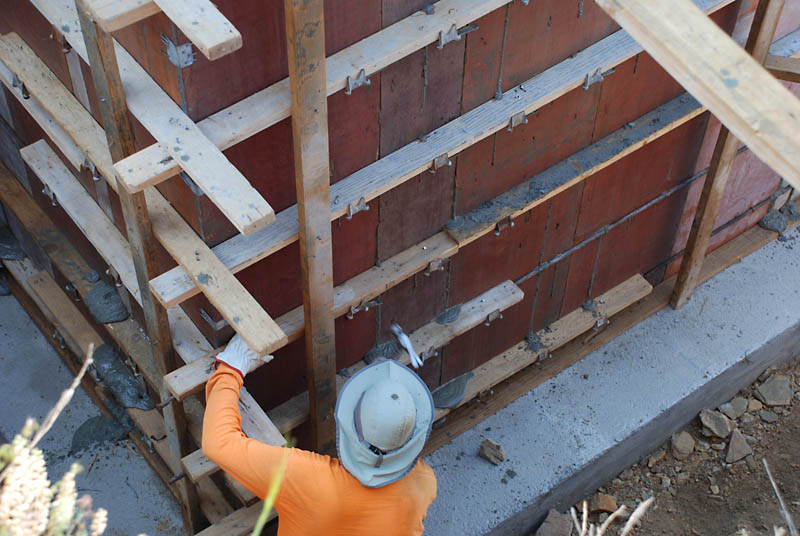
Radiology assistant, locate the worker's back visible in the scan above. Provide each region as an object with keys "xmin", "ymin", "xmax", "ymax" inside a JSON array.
[{"xmin": 274, "ymin": 450, "xmax": 437, "ymax": 536}]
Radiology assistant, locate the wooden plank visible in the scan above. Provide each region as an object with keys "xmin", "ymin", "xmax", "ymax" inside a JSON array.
[
  {"xmin": 74, "ymin": 3, "xmax": 204, "ymax": 531},
  {"xmin": 81, "ymin": 0, "xmax": 161, "ymax": 32},
  {"xmin": 163, "ymin": 232, "xmax": 458, "ymax": 401},
  {"xmin": 595, "ymin": 0, "xmax": 800, "ymax": 189},
  {"xmin": 152, "ymin": 0, "xmax": 242, "ymax": 60},
  {"xmin": 195, "ymin": 502, "xmax": 276, "ymax": 536},
  {"xmin": 445, "ymin": 93, "xmax": 705, "ymax": 246},
  {"xmin": 424, "ymin": 221, "xmax": 797, "ymax": 455},
  {"xmin": 31, "ymin": 0, "xmax": 274, "ymax": 236},
  {"xmin": 147, "ymin": 0, "xmax": 736, "ymax": 308},
  {"xmin": 284, "ymin": 0, "xmax": 337, "ymax": 455},
  {"xmin": 670, "ymin": 0, "xmax": 785, "ymax": 309},
  {"xmin": 114, "ymin": 0, "xmax": 513, "ymax": 192},
  {"xmin": 766, "ymin": 54, "xmax": 800, "ymax": 82}
]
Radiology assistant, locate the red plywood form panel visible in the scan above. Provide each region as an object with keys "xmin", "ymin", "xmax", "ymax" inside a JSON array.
[
  {"xmin": 500, "ymin": 0, "xmax": 618, "ymax": 92},
  {"xmin": 574, "ymin": 117, "xmax": 708, "ymax": 243},
  {"xmin": 246, "ymin": 338, "xmax": 306, "ymax": 412},
  {"xmin": 591, "ymin": 189, "xmax": 688, "ymax": 298},
  {"xmin": 455, "ymin": 84, "xmax": 601, "ymax": 215},
  {"xmin": 461, "ymin": 8, "xmax": 505, "ymax": 113},
  {"xmin": 179, "ymin": 0, "xmax": 380, "ymax": 120},
  {"xmin": 378, "ymin": 267, "xmax": 450, "ymax": 342},
  {"xmin": 441, "ymin": 275, "xmax": 537, "ymax": 384},
  {"xmin": 335, "ymin": 308, "xmax": 377, "ymax": 370},
  {"xmin": 560, "ymin": 236, "xmax": 599, "ymax": 316}
]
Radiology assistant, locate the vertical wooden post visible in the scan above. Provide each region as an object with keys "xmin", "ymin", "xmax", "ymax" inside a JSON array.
[
  {"xmin": 283, "ymin": 0, "xmax": 338, "ymax": 454},
  {"xmin": 75, "ymin": 1, "xmax": 204, "ymax": 531},
  {"xmin": 671, "ymin": 0, "xmax": 785, "ymax": 309}
]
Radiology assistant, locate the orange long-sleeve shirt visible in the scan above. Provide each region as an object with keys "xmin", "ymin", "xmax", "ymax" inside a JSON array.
[{"xmin": 203, "ymin": 364, "xmax": 437, "ymax": 535}]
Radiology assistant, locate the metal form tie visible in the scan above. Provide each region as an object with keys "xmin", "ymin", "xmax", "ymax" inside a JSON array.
[
  {"xmin": 346, "ymin": 197, "xmax": 370, "ymax": 220},
  {"xmin": 345, "ymin": 69, "xmax": 371, "ymax": 95}
]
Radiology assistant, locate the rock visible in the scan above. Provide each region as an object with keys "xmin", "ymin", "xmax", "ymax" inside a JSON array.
[
  {"xmin": 746, "ymin": 454, "xmax": 759, "ymax": 471},
  {"xmin": 671, "ymin": 431, "xmax": 695, "ymax": 460},
  {"xmin": 536, "ymin": 509, "xmax": 572, "ymax": 536},
  {"xmin": 711, "ymin": 442, "xmax": 726, "ymax": 451},
  {"xmin": 675, "ymin": 473, "xmax": 691, "ymax": 485},
  {"xmin": 726, "ymin": 429, "xmax": 753, "ymax": 463},
  {"xmin": 696, "ymin": 439, "xmax": 710, "ymax": 451},
  {"xmin": 647, "ymin": 449, "xmax": 666, "ymax": 468},
  {"xmin": 590, "ymin": 492, "xmax": 618, "ymax": 514},
  {"xmin": 758, "ymin": 367, "xmax": 777, "ymax": 382},
  {"xmin": 760, "ymin": 410, "xmax": 779, "ymax": 423},
  {"xmin": 478, "ymin": 438, "xmax": 506, "ymax": 465},
  {"xmin": 747, "ymin": 399, "xmax": 763, "ymax": 412},
  {"xmin": 619, "ymin": 468, "xmax": 634, "ymax": 481},
  {"xmin": 755, "ymin": 374, "xmax": 793, "ymax": 406},
  {"xmin": 710, "ymin": 484, "xmax": 720, "ymax": 495},
  {"xmin": 719, "ymin": 397, "xmax": 748, "ymax": 420},
  {"xmin": 699, "ymin": 409, "xmax": 732, "ymax": 438},
  {"xmin": 661, "ymin": 477, "xmax": 671, "ymax": 489}
]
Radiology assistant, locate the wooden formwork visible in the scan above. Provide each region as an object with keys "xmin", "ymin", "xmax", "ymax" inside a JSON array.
[{"xmin": 0, "ymin": 0, "xmax": 799, "ymax": 533}]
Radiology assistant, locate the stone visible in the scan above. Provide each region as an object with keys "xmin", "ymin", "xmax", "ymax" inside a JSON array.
[
  {"xmin": 726, "ymin": 429, "xmax": 753, "ymax": 463},
  {"xmin": 710, "ymin": 484, "xmax": 720, "ymax": 495},
  {"xmin": 478, "ymin": 438, "xmax": 506, "ymax": 465},
  {"xmin": 747, "ymin": 399, "xmax": 763, "ymax": 412},
  {"xmin": 760, "ymin": 410, "xmax": 779, "ymax": 423},
  {"xmin": 711, "ymin": 442, "xmax": 726, "ymax": 451},
  {"xmin": 699, "ymin": 409, "xmax": 732, "ymax": 438},
  {"xmin": 590, "ymin": 492, "xmax": 618, "ymax": 514},
  {"xmin": 755, "ymin": 374, "xmax": 793, "ymax": 406},
  {"xmin": 745, "ymin": 455, "xmax": 759, "ymax": 471},
  {"xmin": 758, "ymin": 367, "xmax": 777, "ymax": 382},
  {"xmin": 647, "ymin": 449, "xmax": 665, "ymax": 468},
  {"xmin": 671, "ymin": 431, "xmax": 695, "ymax": 460},
  {"xmin": 536, "ymin": 509, "xmax": 572, "ymax": 536},
  {"xmin": 719, "ymin": 397, "xmax": 748, "ymax": 420}
]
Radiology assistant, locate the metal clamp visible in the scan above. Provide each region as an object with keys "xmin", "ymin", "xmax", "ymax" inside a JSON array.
[
  {"xmin": 582, "ymin": 67, "xmax": 615, "ymax": 90},
  {"xmin": 346, "ymin": 297, "xmax": 381, "ymax": 320},
  {"xmin": 494, "ymin": 216, "xmax": 515, "ymax": 236},
  {"xmin": 420, "ymin": 347, "xmax": 439, "ymax": 360},
  {"xmin": 484, "ymin": 309, "xmax": 503, "ymax": 327},
  {"xmin": 11, "ymin": 73, "xmax": 29, "ymax": 99},
  {"xmin": 437, "ymin": 24, "xmax": 460, "ymax": 48},
  {"xmin": 345, "ymin": 69, "xmax": 371, "ymax": 95},
  {"xmin": 429, "ymin": 153, "xmax": 452, "ymax": 173},
  {"xmin": 346, "ymin": 197, "xmax": 370, "ymax": 220},
  {"xmin": 105, "ymin": 267, "xmax": 123, "ymax": 288},
  {"xmin": 507, "ymin": 111, "xmax": 528, "ymax": 132},
  {"xmin": 52, "ymin": 330, "xmax": 66, "ymax": 350},
  {"xmin": 41, "ymin": 185, "xmax": 57, "ymax": 206},
  {"xmin": 81, "ymin": 158, "xmax": 102, "ymax": 183},
  {"xmin": 423, "ymin": 259, "xmax": 444, "ymax": 276},
  {"xmin": 64, "ymin": 283, "xmax": 80, "ymax": 302}
]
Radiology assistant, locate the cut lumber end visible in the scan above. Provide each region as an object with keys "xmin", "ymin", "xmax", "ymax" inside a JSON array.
[{"xmin": 82, "ymin": 0, "xmax": 162, "ymax": 32}]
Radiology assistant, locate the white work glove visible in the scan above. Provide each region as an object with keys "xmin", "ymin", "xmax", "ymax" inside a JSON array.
[
  {"xmin": 391, "ymin": 323, "xmax": 423, "ymax": 369},
  {"xmin": 215, "ymin": 334, "xmax": 272, "ymax": 378}
]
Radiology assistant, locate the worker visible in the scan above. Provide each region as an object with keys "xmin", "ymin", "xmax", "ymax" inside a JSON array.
[{"xmin": 202, "ymin": 334, "xmax": 437, "ymax": 535}]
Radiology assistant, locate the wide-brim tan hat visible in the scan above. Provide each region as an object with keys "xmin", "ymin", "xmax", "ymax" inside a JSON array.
[{"xmin": 335, "ymin": 360, "xmax": 434, "ymax": 488}]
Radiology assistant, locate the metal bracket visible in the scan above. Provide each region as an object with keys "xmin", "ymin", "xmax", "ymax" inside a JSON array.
[
  {"xmin": 11, "ymin": 74, "xmax": 29, "ymax": 99},
  {"xmin": 484, "ymin": 309, "xmax": 503, "ymax": 327},
  {"xmin": 161, "ymin": 36, "xmax": 195, "ymax": 68},
  {"xmin": 437, "ymin": 24, "xmax": 460, "ymax": 48},
  {"xmin": 346, "ymin": 197, "xmax": 370, "ymax": 220},
  {"xmin": 507, "ymin": 111, "xmax": 528, "ymax": 132},
  {"xmin": 423, "ymin": 258, "xmax": 444, "ymax": 276},
  {"xmin": 41, "ymin": 185, "xmax": 57, "ymax": 206},
  {"xmin": 494, "ymin": 215, "xmax": 515, "ymax": 236},
  {"xmin": 64, "ymin": 283, "xmax": 80, "ymax": 302},
  {"xmin": 105, "ymin": 267, "xmax": 123, "ymax": 288},
  {"xmin": 420, "ymin": 347, "xmax": 439, "ymax": 360},
  {"xmin": 346, "ymin": 297, "xmax": 381, "ymax": 320},
  {"xmin": 583, "ymin": 67, "xmax": 616, "ymax": 90},
  {"xmin": 429, "ymin": 153, "xmax": 452, "ymax": 173},
  {"xmin": 345, "ymin": 69, "xmax": 371, "ymax": 95},
  {"xmin": 52, "ymin": 330, "xmax": 66, "ymax": 350},
  {"xmin": 81, "ymin": 158, "xmax": 102, "ymax": 183}
]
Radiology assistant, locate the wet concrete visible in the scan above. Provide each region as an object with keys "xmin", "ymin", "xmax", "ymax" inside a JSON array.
[
  {"xmin": 84, "ymin": 280, "xmax": 129, "ymax": 325},
  {"xmin": 93, "ymin": 344, "xmax": 154, "ymax": 411},
  {"xmin": 0, "ymin": 293, "xmax": 184, "ymax": 535}
]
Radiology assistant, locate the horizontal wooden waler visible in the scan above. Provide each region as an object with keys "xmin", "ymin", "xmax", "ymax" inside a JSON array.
[
  {"xmin": 148, "ymin": 0, "xmax": 736, "ymax": 309},
  {"xmin": 0, "ymin": 32, "xmax": 286, "ymax": 357},
  {"xmin": 596, "ymin": 0, "xmax": 800, "ymax": 189},
  {"xmin": 114, "ymin": 0, "xmax": 515, "ymax": 192},
  {"xmin": 28, "ymin": 0, "xmax": 275, "ymax": 236}
]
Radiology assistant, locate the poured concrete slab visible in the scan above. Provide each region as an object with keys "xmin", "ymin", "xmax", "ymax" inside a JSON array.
[
  {"xmin": 424, "ymin": 226, "xmax": 800, "ymax": 535},
  {"xmin": 0, "ymin": 293, "xmax": 184, "ymax": 535}
]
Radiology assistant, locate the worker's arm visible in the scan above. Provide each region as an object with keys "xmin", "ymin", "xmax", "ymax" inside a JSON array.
[{"xmin": 202, "ymin": 362, "xmax": 287, "ymax": 499}]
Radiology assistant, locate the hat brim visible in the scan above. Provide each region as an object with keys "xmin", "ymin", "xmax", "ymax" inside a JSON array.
[{"xmin": 335, "ymin": 360, "xmax": 434, "ymax": 488}]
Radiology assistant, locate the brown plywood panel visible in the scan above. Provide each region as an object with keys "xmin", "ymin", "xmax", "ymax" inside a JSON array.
[
  {"xmin": 531, "ymin": 259, "xmax": 571, "ymax": 331},
  {"xmin": 455, "ymin": 84, "xmax": 600, "ymax": 215},
  {"xmin": 335, "ymin": 308, "xmax": 377, "ymax": 370},
  {"xmin": 235, "ymin": 241, "xmax": 303, "ymax": 319},
  {"xmin": 246, "ymin": 338, "xmax": 307, "ymax": 412},
  {"xmin": 378, "ymin": 266, "xmax": 450, "ymax": 342},
  {"xmin": 461, "ymin": 7, "xmax": 506, "ymax": 113},
  {"xmin": 574, "ymin": 116, "xmax": 707, "ymax": 242},
  {"xmin": 332, "ymin": 204, "xmax": 379, "ymax": 286},
  {"xmin": 560, "ymin": 237, "xmax": 599, "ymax": 316}
]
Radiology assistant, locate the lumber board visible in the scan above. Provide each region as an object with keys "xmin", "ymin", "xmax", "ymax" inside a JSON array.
[
  {"xmin": 163, "ymin": 232, "xmax": 459, "ymax": 401},
  {"xmin": 445, "ymin": 93, "xmax": 705, "ymax": 246},
  {"xmin": 766, "ymin": 54, "xmax": 800, "ymax": 82},
  {"xmin": 151, "ymin": 0, "xmax": 242, "ymax": 60},
  {"xmin": 595, "ymin": 0, "xmax": 800, "ymax": 189},
  {"xmin": 115, "ymin": 0, "xmax": 513, "ymax": 192},
  {"xmin": 432, "ymin": 274, "xmax": 652, "ymax": 422},
  {"xmin": 424, "ymin": 220, "xmax": 798, "ymax": 455},
  {"xmin": 195, "ymin": 501, "xmax": 276, "ymax": 536},
  {"xmin": 148, "ymin": 0, "xmax": 736, "ymax": 308},
  {"xmin": 31, "ymin": 1, "xmax": 275, "ymax": 236},
  {"xmin": 81, "ymin": 0, "xmax": 161, "ymax": 32},
  {"xmin": 670, "ymin": 0, "xmax": 784, "ymax": 310}
]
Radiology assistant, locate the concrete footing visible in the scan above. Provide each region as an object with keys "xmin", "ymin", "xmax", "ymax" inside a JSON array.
[{"xmin": 424, "ymin": 226, "xmax": 800, "ymax": 535}]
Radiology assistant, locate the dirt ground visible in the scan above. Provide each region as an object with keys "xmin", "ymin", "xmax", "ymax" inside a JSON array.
[{"xmin": 573, "ymin": 356, "xmax": 800, "ymax": 536}]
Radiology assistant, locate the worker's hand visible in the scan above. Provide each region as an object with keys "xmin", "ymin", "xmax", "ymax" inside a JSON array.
[{"xmin": 215, "ymin": 334, "xmax": 272, "ymax": 378}]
